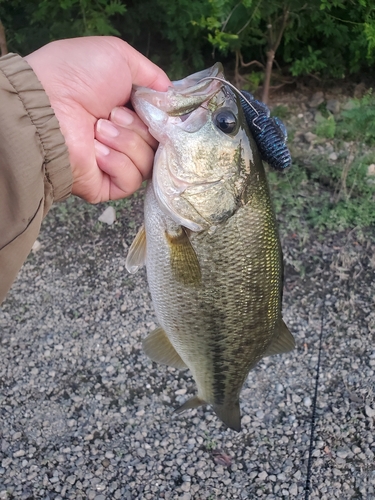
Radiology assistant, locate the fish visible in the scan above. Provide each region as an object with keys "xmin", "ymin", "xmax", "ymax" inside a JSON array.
[{"xmin": 126, "ymin": 63, "xmax": 295, "ymax": 432}]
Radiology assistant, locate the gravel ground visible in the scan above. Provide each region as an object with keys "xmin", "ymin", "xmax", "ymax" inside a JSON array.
[{"xmin": 1, "ymin": 183, "xmax": 374, "ymax": 500}]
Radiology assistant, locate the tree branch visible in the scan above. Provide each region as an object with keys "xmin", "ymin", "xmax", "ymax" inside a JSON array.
[{"xmin": 0, "ymin": 20, "xmax": 8, "ymax": 57}]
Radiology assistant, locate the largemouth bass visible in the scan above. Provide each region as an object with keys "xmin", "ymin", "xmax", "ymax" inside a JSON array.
[{"xmin": 126, "ymin": 63, "xmax": 295, "ymax": 432}]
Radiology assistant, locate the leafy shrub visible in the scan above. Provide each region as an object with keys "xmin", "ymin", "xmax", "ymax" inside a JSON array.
[
  {"xmin": 315, "ymin": 114, "xmax": 336, "ymax": 139},
  {"xmin": 337, "ymin": 92, "xmax": 375, "ymax": 146}
]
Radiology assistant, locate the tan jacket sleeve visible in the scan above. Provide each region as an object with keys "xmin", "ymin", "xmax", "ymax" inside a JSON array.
[{"xmin": 0, "ymin": 53, "xmax": 73, "ymax": 304}]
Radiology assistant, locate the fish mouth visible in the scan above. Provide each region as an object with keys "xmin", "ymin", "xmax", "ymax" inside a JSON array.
[{"xmin": 131, "ymin": 63, "xmax": 225, "ymax": 118}]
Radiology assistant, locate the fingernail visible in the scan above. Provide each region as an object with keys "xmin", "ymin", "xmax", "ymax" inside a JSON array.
[
  {"xmin": 111, "ymin": 107, "xmax": 134, "ymax": 127},
  {"xmin": 97, "ymin": 119, "xmax": 120, "ymax": 138},
  {"xmin": 94, "ymin": 139, "xmax": 110, "ymax": 156}
]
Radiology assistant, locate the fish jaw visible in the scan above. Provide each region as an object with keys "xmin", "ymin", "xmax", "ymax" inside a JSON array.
[{"xmin": 131, "ymin": 63, "xmax": 224, "ymax": 142}]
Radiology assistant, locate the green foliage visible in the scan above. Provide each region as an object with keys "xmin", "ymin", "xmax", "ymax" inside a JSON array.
[
  {"xmin": 119, "ymin": 0, "xmax": 212, "ymax": 78},
  {"xmin": 1, "ymin": 0, "xmax": 375, "ymax": 83},
  {"xmin": 0, "ymin": 0, "xmax": 125, "ymax": 54},
  {"xmin": 270, "ymin": 104, "xmax": 290, "ymax": 119},
  {"xmin": 270, "ymin": 92, "xmax": 375, "ymax": 233},
  {"xmin": 289, "ymin": 47, "xmax": 327, "ymax": 77},
  {"xmin": 337, "ymin": 91, "xmax": 375, "ymax": 145},
  {"xmin": 269, "ymin": 155, "xmax": 375, "ymax": 233},
  {"xmin": 315, "ymin": 114, "xmax": 336, "ymax": 139},
  {"xmin": 242, "ymin": 71, "xmax": 263, "ymax": 92}
]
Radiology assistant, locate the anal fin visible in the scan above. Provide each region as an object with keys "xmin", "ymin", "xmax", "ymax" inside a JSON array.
[
  {"xmin": 175, "ymin": 396, "xmax": 205, "ymax": 414},
  {"xmin": 142, "ymin": 327, "xmax": 188, "ymax": 370},
  {"xmin": 264, "ymin": 318, "xmax": 295, "ymax": 357},
  {"xmin": 126, "ymin": 225, "xmax": 146, "ymax": 274}
]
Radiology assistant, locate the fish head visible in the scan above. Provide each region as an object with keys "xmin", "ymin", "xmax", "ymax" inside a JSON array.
[{"xmin": 131, "ymin": 63, "xmax": 259, "ymax": 231}]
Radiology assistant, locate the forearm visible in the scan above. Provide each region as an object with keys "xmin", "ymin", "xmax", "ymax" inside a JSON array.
[{"xmin": 0, "ymin": 53, "xmax": 72, "ymax": 303}]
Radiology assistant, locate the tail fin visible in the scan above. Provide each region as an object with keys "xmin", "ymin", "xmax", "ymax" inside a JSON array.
[
  {"xmin": 175, "ymin": 396, "xmax": 242, "ymax": 432},
  {"xmin": 213, "ymin": 401, "xmax": 241, "ymax": 432}
]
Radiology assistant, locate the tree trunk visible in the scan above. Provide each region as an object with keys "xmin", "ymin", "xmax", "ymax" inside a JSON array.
[
  {"xmin": 0, "ymin": 20, "xmax": 8, "ymax": 56},
  {"xmin": 262, "ymin": 49, "xmax": 275, "ymax": 105},
  {"xmin": 261, "ymin": 9, "xmax": 289, "ymax": 104}
]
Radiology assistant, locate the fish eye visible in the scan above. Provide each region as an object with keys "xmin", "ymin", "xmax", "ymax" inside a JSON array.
[{"xmin": 214, "ymin": 109, "xmax": 237, "ymax": 134}]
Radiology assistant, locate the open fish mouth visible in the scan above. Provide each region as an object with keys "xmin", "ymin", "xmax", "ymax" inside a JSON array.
[{"xmin": 131, "ymin": 63, "xmax": 225, "ymax": 121}]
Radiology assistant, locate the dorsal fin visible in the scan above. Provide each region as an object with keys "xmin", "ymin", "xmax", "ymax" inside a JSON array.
[
  {"xmin": 143, "ymin": 327, "xmax": 188, "ymax": 370},
  {"xmin": 126, "ymin": 225, "xmax": 146, "ymax": 274},
  {"xmin": 264, "ymin": 318, "xmax": 295, "ymax": 357}
]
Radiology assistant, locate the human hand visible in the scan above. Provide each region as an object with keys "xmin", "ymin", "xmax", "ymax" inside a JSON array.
[{"xmin": 25, "ymin": 36, "xmax": 171, "ymax": 203}]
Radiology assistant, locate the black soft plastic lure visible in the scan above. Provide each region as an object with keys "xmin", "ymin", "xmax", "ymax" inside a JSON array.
[{"xmin": 240, "ymin": 91, "xmax": 291, "ymax": 171}]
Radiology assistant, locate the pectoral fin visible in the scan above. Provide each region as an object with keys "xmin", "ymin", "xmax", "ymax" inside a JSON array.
[
  {"xmin": 142, "ymin": 327, "xmax": 188, "ymax": 370},
  {"xmin": 264, "ymin": 318, "xmax": 295, "ymax": 357},
  {"xmin": 165, "ymin": 227, "xmax": 201, "ymax": 285},
  {"xmin": 126, "ymin": 225, "xmax": 146, "ymax": 274}
]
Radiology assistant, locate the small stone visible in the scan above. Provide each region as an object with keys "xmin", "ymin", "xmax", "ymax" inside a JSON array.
[
  {"xmin": 365, "ymin": 405, "xmax": 375, "ymax": 418},
  {"xmin": 303, "ymin": 396, "xmax": 312, "ymax": 407},
  {"xmin": 329, "ymin": 152, "xmax": 338, "ymax": 161},
  {"xmin": 308, "ymin": 91, "xmax": 324, "ymax": 108},
  {"xmin": 179, "ymin": 494, "xmax": 191, "ymax": 500},
  {"xmin": 289, "ymin": 483, "xmax": 298, "ymax": 496},
  {"xmin": 66, "ymin": 475, "xmax": 76, "ymax": 485},
  {"xmin": 13, "ymin": 450, "xmax": 25, "ymax": 458},
  {"xmin": 32, "ymin": 239, "xmax": 42, "ymax": 252},
  {"xmin": 367, "ymin": 164, "xmax": 375, "ymax": 176},
  {"xmin": 102, "ymin": 459, "xmax": 110, "ymax": 468},
  {"xmin": 336, "ymin": 449, "xmax": 349, "ymax": 459},
  {"xmin": 303, "ymin": 132, "xmax": 318, "ymax": 144},
  {"xmin": 354, "ymin": 82, "xmax": 366, "ymax": 98},
  {"xmin": 98, "ymin": 206, "xmax": 116, "ymax": 225},
  {"xmin": 293, "ymin": 470, "xmax": 301, "ymax": 480},
  {"xmin": 258, "ymin": 471, "xmax": 267, "ymax": 480},
  {"xmin": 326, "ymin": 99, "xmax": 340, "ymax": 114},
  {"xmin": 242, "ymin": 415, "xmax": 251, "ymax": 425},
  {"xmin": 181, "ymin": 482, "xmax": 191, "ymax": 492},
  {"xmin": 175, "ymin": 388, "xmax": 187, "ymax": 395}
]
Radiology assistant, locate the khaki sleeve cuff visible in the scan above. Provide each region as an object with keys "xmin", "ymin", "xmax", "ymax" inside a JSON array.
[{"xmin": 0, "ymin": 53, "xmax": 72, "ymax": 207}]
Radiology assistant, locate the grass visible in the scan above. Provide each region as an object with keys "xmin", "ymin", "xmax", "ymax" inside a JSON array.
[
  {"xmin": 269, "ymin": 92, "xmax": 375, "ymax": 234},
  {"xmin": 314, "ymin": 114, "xmax": 336, "ymax": 139}
]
